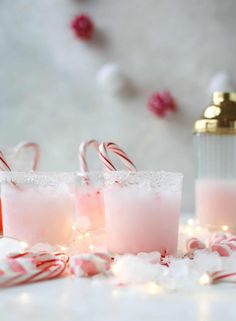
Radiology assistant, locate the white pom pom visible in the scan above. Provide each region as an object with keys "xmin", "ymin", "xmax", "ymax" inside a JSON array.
[
  {"xmin": 208, "ymin": 72, "xmax": 236, "ymax": 94},
  {"xmin": 193, "ymin": 249, "xmax": 222, "ymax": 273},
  {"xmin": 137, "ymin": 252, "xmax": 161, "ymax": 264},
  {"xmin": 112, "ymin": 255, "xmax": 166, "ymax": 284},
  {"xmin": 0, "ymin": 238, "xmax": 27, "ymax": 259},
  {"xmin": 97, "ymin": 63, "xmax": 128, "ymax": 94}
]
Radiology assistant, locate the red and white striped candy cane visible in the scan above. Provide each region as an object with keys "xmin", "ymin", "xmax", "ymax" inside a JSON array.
[
  {"xmin": 226, "ymin": 237, "xmax": 236, "ymax": 250},
  {"xmin": 207, "ymin": 270, "xmax": 236, "ymax": 284},
  {"xmin": 70, "ymin": 253, "xmax": 111, "ymax": 277},
  {"xmin": 0, "ymin": 251, "xmax": 69, "ymax": 287},
  {"xmin": 186, "ymin": 237, "xmax": 206, "ymax": 253},
  {"xmin": 0, "ymin": 151, "xmax": 11, "ymax": 172},
  {"xmin": 208, "ymin": 233, "xmax": 234, "ymax": 256},
  {"xmin": 208, "ymin": 232, "xmax": 227, "ymax": 246},
  {"xmin": 79, "ymin": 140, "xmax": 100, "ymax": 173},
  {"xmin": 14, "ymin": 142, "xmax": 40, "ymax": 171},
  {"xmin": 99, "ymin": 142, "xmax": 136, "ymax": 172},
  {"xmin": 186, "ymin": 235, "xmax": 235, "ymax": 257},
  {"xmin": 0, "ymin": 151, "xmax": 22, "ymax": 189},
  {"xmin": 210, "ymin": 243, "xmax": 231, "ymax": 257}
]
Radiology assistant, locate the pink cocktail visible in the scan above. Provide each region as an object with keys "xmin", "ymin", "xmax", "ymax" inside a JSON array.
[
  {"xmin": 0, "ymin": 173, "xmax": 75, "ymax": 246},
  {"xmin": 103, "ymin": 171, "xmax": 183, "ymax": 255},
  {"xmin": 76, "ymin": 173, "xmax": 105, "ymax": 230},
  {"xmin": 196, "ymin": 179, "xmax": 236, "ymax": 232}
]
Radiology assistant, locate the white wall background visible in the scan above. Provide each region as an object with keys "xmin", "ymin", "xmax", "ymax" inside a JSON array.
[{"xmin": 0, "ymin": 0, "xmax": 236, "ymax": 212}]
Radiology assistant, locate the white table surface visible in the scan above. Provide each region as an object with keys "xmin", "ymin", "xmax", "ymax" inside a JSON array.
[
  {"xmin": 1, "ymin": 213, "xmax": 236, "ymax": 321},
  {"xmin": 1, "ymin": 276, "xmax": 236, "ymax": 321}
]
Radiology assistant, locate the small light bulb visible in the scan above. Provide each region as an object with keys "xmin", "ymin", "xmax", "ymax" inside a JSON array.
[
  {"xmin": 18, "ymin": 292, "xmax": 31, "ymax": 304},
  {"xmin": 89, "ymin": 244, "xmax": 94, "ymax": 251},
  {"xmin": 20, "ymin": 241, "xmax": 28, "ymax": 249},
  {"xmin": 59, "ymin": 246, "xmax": 67, "ymax": 251},
  {"xmin": 144, "ymin": 282, "xmax": 162, "ymax": 295},
  {"xmin": 85, "ymin": 232, "xmax": 90, "ymax": 237},
  {"xmin": 72, "ymin": 225, "xmax": 76, "ymax": 231},
  {"xmin": 199, "ymin": 273, "xmax": 211, "ymax": 285},
  {"xmin": 188, "ymin": 219, "xmax": 194, "ymax": 226},
  {"xmin": 111, "ymin": 264, "xmax": 120, "ymax": 276},
  {"xmin": 77, "ymin": 234, "xmax": 83, "ymax": 240},
  {"xmin": 196, "ymin": 226, "xmax": 202, "ymax": 232},
  {"xmin": 221, "ymin": 225, "xmax": 229, "ymax": 232}
]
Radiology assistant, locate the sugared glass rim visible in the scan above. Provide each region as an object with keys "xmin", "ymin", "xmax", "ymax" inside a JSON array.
[
  {"xmin": 76, "ymin": 170, "xmax": 183, "ymax": 176},
  {"xmin": 75, "ymin": 171, "xmax": 104, "ymax": 176},
  {"xmin": 0, "ymin": 170, "xmax": 183, "ymax": 187},
  {"xmin": 0, "ymin": 172, "xmax": 75, "ymax": 185},
  {"xmin": 103, "ymin": 170, "xmax": 183, "ymax": 191},
  {"xmin": 103, "ymin": 170, "xmax": 183, "ymax": 177}
]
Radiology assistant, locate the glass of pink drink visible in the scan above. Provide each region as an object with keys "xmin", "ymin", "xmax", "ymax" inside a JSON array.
[
  {"xmin": 0, "ymin": 173, "xmax": 75, "ymax": 246},
  {"xmin": 103, "ymin": 171, "xmax": 183, "ymax": 255},
  {"xmin": 76, "ymin": 172, "xmax": 105, "ymax": 231},
  {"xmin": 196, "ymin": 179, "xmax": 236, "ymax": 232}
]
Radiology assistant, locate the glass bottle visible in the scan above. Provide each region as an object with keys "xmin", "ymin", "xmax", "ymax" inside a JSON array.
[{"xmin": 194, "ymin": 92, "xmax": 236, "ymax": 232}]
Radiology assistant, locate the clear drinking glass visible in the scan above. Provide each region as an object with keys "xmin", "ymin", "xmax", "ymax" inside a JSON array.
[
  {"xmin": 103, "ymin": 171, "xmax": 183, "ymax": 255},
  {"xmin": 0, "ymin": 172, "xmax": 75, "ymax": 246},
  {"xmin": 75, "ymin": 172, "xmax": 105, "ymax": 231},
  {"xmin": 0, "ymin": 144, "xmax": 40, "ymax": 234}
]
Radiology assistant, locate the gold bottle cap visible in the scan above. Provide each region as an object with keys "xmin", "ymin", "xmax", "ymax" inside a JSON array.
[{"xmin": 193, "ymin": 92, "xmax": 236, "ymax": 134}]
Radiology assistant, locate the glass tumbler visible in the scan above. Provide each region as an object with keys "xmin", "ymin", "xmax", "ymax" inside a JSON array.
[
  {"xmin": 103, "ymin": 171, "xmax": 183, "ymax": 255},
  {"xmin": 75, "ymin": 172, "xmax": 105, "ymax": 231},
  {"xmin": 0, "ymin": 172, "xmax": 75, "ymax": 246},
  {"xmin": 0, "ymin": 143, "xmax": 40, "ymax": 234}
]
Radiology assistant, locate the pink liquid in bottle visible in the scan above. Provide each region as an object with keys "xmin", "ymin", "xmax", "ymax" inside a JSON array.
[{"xmin": 196, "ymin": 179, "xmax": 236, "ymax": 232}]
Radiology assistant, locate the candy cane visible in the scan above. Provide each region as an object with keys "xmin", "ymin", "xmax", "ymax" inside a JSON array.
[
  {"xmin": 0, "ymin": 151, "xmax": 11, "ymax": 172},
  {"xmin": 70, "ymin": 253, "xmax": 111, "ymax": 277},
  {"xmin": 208, "ymin": 232, "xmax": 227, "ymax": 247},
  {"xmin": 225, "ymin": 237, "xmax": 236, "ymax": 250},
  {"xmin": 206, "ymin": 271, "xmax": 236, "ymax": 284},
  {"xmin": 14, "ymin": 142, "xmax": 40, "ymax": 171},
  {"xmin": 0, "ymin": 151, "xmax": 20, "ymax": 190},
  {"xmin": 79, "ymin": 140, "xmax": 100, "ymax": 173},
  {"xmin": 208, "ymin": 233, "xmax": 232, "ymax": 257},
  {"xmin": 78, "ymin": 140, "xmax": 100, "ymax": 185},
  {"xmin": 186, "ymin": 237, "xmax": 206, "ymax": 253},
  {"xmin": 0, "ymin": 252, "xmax": 69, "ymax": 287},
  {"xmin": 210, "ymin": 243, "xmax": 231, "ymax": 257},
  {"xmin": 186, "ymin": 234, "xmax": 236, "ymax": 257},
  {"xmin": 0, "ymin": 150, "xmax": 20, "ymax": 189},
  {"xmin": 99, "ymin": 142, "xmax": 136, "ymax": 172}
]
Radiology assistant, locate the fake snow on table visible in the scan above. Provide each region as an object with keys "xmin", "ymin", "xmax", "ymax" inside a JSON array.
[
  {"xmin": 111, "ymin": 250, "xmax": 236, "ymax": 291},
  {"xmin": 1, "ymin": 220, "xmax": 236, "ymax": 291},
  {"xmin": 0, "ymin": 238, "xmax": 27, "ymax": 259}
]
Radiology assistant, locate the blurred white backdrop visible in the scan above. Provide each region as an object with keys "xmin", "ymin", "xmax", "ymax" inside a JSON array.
[{"xmin": 1, "ymin": 0, "xmax": 236, "ymax": 212}]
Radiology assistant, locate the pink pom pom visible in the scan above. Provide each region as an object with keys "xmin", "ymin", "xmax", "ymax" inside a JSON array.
[{"xmin": 147, "ymin": 90, "xmax": 177, "ymax": 118}]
